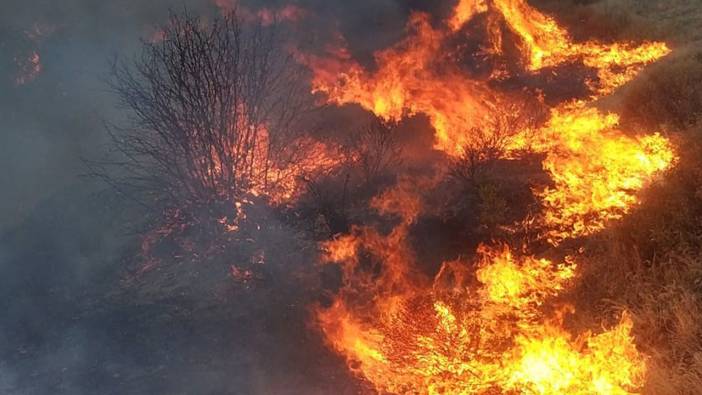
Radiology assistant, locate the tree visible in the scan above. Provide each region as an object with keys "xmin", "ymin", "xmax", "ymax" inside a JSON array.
[
  {"xmin": 344, "ymin": 117, "xmax": 404, "ymax": 186},
  {"xmin": 450, "ymin": 101, "xmax": 543, "ymax": 184},
  {"xmin": 445, "ymin": 101, "xmax": 546, "ymax": 237},
  {"xmin": 94, "ymin": 9, "xmax": 311, "ymax": 212}
]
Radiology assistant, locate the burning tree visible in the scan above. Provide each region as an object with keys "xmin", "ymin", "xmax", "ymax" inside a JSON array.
[
  {"xmin": 449, "ymin": 101, "xmax": 545, "ymax": 184},
  {"xmin": 99, "ymin": 10, "xmax": 312, "ymax": 212},
  {"xmin": 344, "ymin": 117, "xmax": 404, "ymax": 186}
]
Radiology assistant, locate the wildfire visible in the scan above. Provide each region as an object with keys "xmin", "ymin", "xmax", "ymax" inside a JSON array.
[
  {"xmin": 487, "ymin": 0, "xmax": 670, "ymax": 94},
  {"xmin": 319, "ymin": 215, "xmax": 646, "ymax": 394},
  {"xmin": 203, "ymin": 118, "xmax": 343, "ymax": 206},
  {"xmin": 300, "ymin": 10, "xmax": 500, "ymax": 157},
  {"xmin": 302, "ymin": 0, "xmax": 678, "ymax": 393},
  {"xmin": 301, "ymin": 0, "xmax": 675, "ymax": 240},
  {"xmin": 529, "ymin": 102, "xmax": 677, "ymax": 243},
  {"xmin": 244, "ymin": 131, "xmax": 343, "ymax": 206},
  {"xmin": 302, "ymin": 0, "xmax": 670, "ymax": 156}
]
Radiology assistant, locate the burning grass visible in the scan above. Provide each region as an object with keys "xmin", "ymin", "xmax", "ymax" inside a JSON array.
[{"xmin": 301, "ymin": 0, "xmax": 679, "ymax": 393}]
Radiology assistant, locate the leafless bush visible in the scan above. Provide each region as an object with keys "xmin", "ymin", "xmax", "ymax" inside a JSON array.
[
  {"xmin": 450, "ymin": 103, "xmax": 542, "ymax": 184},
  {"xmin": 344, "ymin": 117, "xmax": 404, "ymax": 186},
  {"xmin": 91, "ymin": 10, "xmax": 311, "ymax": 211}
]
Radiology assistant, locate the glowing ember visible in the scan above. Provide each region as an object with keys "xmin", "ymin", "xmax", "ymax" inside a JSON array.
[
  {"xmin": 202, "ymin": 117, "xmax": 343, "ymax": 206},
  {"xmin": 249, "ymin": 134, "xmax": 343, "ymax": 206},
  {"xmin": 15, "ymin": 51, "xmax": 42, "ymax": 85}
]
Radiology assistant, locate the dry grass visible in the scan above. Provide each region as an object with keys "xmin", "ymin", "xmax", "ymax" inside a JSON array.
[
  {"xmin": 572, "ymin": 243, "xmax": 702, "ymax": 395},
  {"xmin": 621, "ymin": 49, "xmax": 702, "ymax": 130}
]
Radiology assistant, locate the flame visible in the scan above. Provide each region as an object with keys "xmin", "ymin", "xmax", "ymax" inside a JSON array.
[
  {"xmin": 507, "ymin": 312, "xmax": 645, "ymax": 395},
  {"xmin": 302, "ymin": 0, "xmax": 670, "ymax": 158},
  {"xmin": 489, "ymin": 0, "xmax": 670, "ymax": 94},
  {"xmin": 528, "ymin": 102, "xmax": 677, "ymax": 243},
  {"xmin": 244, "ymin": 130, "xmax": 343, "ymax": 205},
  {"xmin": 319, "ymin": 225, "xmax": 646, "ymax": 394},
  {"xmin": 449, "ymin": 0, "xmax": 488, "ymax": 32},
  {"xmin": 301, "ymin": 0, "xmax": 678, "ymax": 392},
  {"xmin": 300, "ymin": 11, "xmax": 501, "ymax": 157},
  {"xmin": 202, "ymin": 116, "xmax": 343, "ymax": 206},
  {"xmin": 301, "ymin": 0, "xmax": 675, "ymax": 240},
  {"xmin": 475, "ymin": 244, "xmax": 575, "ymax": 307}
]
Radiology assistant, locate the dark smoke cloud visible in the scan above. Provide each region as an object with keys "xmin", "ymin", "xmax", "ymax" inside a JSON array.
[{"xmin": 0, "ymin": 0, "xmax": 217, "ymax": 230}]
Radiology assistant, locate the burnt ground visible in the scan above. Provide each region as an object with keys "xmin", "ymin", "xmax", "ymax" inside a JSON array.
[{"xmin": 0, "ymin": 185, "xmax": 365, "ymax": 395}]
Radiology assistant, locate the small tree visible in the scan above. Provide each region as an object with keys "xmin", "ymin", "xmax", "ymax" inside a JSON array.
[
  {"xmin": 94, "ymin": 10, "xmax": 311, "ymax": 212},
  {"xmin": 344, "ymin": 117, "xmax": 404, "ymax": 186},
  {"xmin": 446, "ymin": 102, "xmax": 545, "ymax": 237},
  {"xmin": 450, "ymin": 102, "xmax": 543, "ymax": 184}
]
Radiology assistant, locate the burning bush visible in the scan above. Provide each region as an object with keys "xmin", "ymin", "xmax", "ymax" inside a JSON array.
[
  {"xmin": 96, "ymin": 10, "xmax": 331, "ymax": 215},
  {"xmin": 91, "ymin": 9, "xmax": 349, "ymax": 279}
]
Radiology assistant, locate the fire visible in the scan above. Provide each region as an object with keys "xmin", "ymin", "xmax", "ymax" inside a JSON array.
[
  {"xmin": 15, "ymin": 51, "xmax": 42, "ymax": 85},
  {"xmin": 244, "ymin": 130, "xmax": 343, "ymax": 205},
  {"xmin": 301, "ymin": 0, "xmax": 678, "ymax": 392},
  {"xmin": 319, "ymin": 219, "xmax": 646, "ymax": 394},
  {"xmin": 301, "ymin": 11, "xmax": 499, "ymax": 157},
  {"xmin": 202, "ymin": 117, "xmax": 343, "ymax": 206},
  {"xmin": 529, "ymin": 103, "xmax": 677, "ymax": 243},
  {"xmin": 488, "ymin": 0, "xmax": 670, "ymax": 95},
  {"xmin": 508, "ymin": 313, "xmax": 645, "ymax": 395},
  {"xmin": 449, "ymin": 0, "xmax": 488, "ymax": 32},
  {"xmin": 301, "ymin": 0, "xmax": 676, "ymax": 239},
  {"xmin": 301, "ymin": 0, "xmax": 670, "ymax": 157},
  {"xmin": 474, "ymin": 245, "xmax": 575, "ymax": 307}
]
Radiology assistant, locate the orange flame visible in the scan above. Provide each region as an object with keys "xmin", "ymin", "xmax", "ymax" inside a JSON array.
[
  {"xmin": 301, "ymin": 0, "xmax": 675, "ymax": 240},
  {"xmin": 319, "ymin": 230, "xmax": 646, "ymax": 394},
  {"xmin": 528, "ymin": 102, "xmax": 677, "ymax": 243},
  {"xmin": 203, "ymin": 116, "xmax": 343, "ymax": 206},
  {"xmin": 303, "ymin": 0, "xmax": 676, "ymax": 392},
  {"xmin": 489, "ymin": 0, "xmax": 670, "ymax": 94}
]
